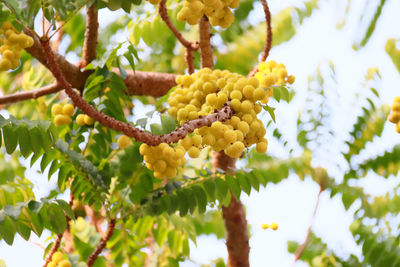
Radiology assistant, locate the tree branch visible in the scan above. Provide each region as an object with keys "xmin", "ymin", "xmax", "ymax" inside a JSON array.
[
  {"xmin": 40, "ymin": 39, "xmax": 232, "ymax": 145},
  {"xmin": 185, "ymin": 48, "xmax": 195, "ymax": 74},
  {"xmin": 212, "ymin": 152, "xmax": 250, "ymax": 267},
  {"xmin": 248, "ymin": 0, "xmax": 272, "ymax": 77},
  {"xmin": 43, "ymin": 233, "xmax": 63, "ymax": 267},
  {"xmin": 199, "ymin": 16, "xmax": 213, "ymax": 69},
  {"xmin": 22, "ymin": 29, "xmax": 177, "ymax": 98},
  {"xmin": 87, "ymin": 218, "xmax": 116, "ymax": 267},
  {"xmin": 291, "ymin": 187, "xmax": 323, "ymax": 266},
  {"xmin": 80, "ymin": 4, "xmax": 99, "ymax": 67},
  {"xmin": 0, "ymin": 83, "xmax": 61, "ymax": 105},
  {"xmin": 158, "ymin": 0, "xmax": 198, "ymax": 50}
]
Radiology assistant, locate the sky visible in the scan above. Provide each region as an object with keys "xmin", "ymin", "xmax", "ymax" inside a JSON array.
[{"xmin": 1, "ymin": 0, "xmax": 400, "ymax": 266}]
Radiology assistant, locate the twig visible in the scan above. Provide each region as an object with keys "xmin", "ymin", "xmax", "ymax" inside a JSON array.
[
  {"xmin": 248, "ymin": 0, "xmax": 272, "ymax": 77},
  {"xmin": 158, "ymin": 0, "xmax": 198, "ymax": 50},
  {"xmin": 185, "ymin": 48, "xmax": 195, "ymax": 74},
  {"xmin": 199, "ymin": 16, "xmax": 213, "ymax": 69},
  {"xmin": 23, "ymin": 29, "xmax": 177, "ymax": 97},
  {"xmin": 291, "ymin": 187, "xmax": 323, "ymax": 266},
  {"xmin": 0, "ymin": 83, "xmax": 61, "ymax": 105},
  {"xmin": 43, "ymin": 233, "xmax": 63, "ymax": 267},
  {"xmin": 86, "ymin": 218, "xmax": 116, "ymax": 267},
  {"xmin": 48, "ymin": 0, "xmax": 92, "ymax": 39},
  {"xmin": 40, "ymin": 40, "xmax": 233, "ymax": 145},
  {"xmin": 80, "ymin": 4, "xmax": 99, "ymax": 67},
  {"xmin": 29, "ymin": 239, "xmax": 46, "ymax": 250}
]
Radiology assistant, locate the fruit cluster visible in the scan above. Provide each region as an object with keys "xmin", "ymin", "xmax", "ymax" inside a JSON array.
[
  {"xmin": 51, "ymin": 103, "xmax": 75, "ymax": 126},
  {"xmin": 177, "ymin": 0, "xmax": 238, "ymax": 28},
  {"xmin": 168, "ymin": 68, "xmax": 271, "ymax": 158},
  {"xmin": 388, "ymin": 97, "xmax": 400, "ymax": 133},
  {"xmin": 255, "ymin": 60, "xmax": 295, "ymax": 103},
  {"xmin": 261, "ymin": 223, "xmax": 279, "ymax": 230},
  {"xmin": 139, "ymin": 143, "xmax": 186, "ymax": 179},
  {"xmin": 76, "ymin": 113, "xmax": 94, "ymax": 126},
  {"xmin": 0, "ymin": 22, "xmax": 34, "ymax": 71},
  {"xmin": 48, "ymin": 251, "xmax": 71, "ymax": 267}
]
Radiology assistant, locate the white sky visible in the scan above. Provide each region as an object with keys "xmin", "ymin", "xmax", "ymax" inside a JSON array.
[{"xmin": 1, "ymin": 0, "xmax": 400, "ymax": 266}]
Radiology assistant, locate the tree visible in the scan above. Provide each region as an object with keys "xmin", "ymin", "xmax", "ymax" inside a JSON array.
[{"xmin": 0, "ymin": 0, "xmax": 399, "ymax": 267}]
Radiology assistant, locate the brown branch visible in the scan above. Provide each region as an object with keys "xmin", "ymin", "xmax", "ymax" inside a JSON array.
[
  {"xmin": 80, "ymin": 4, "xmax": 99, "ymax": 67},
  {"xmin": 291, "ymin": 187, "xmax": 323, "ymax": 266},
  {"xmin": 185, "ymin": 48, "xmax": 195, "ymax": 74},
  {"xmin": 43, "ymin": 233, "xmax": 63, "ymax": 267},
  {"xmin": 212, "ymin": 152, "xmax": 250, "ymax": 267},
  {"xmin": 41, "ymin": 39, "xmax": 232, "ymax": 145},
  {"xmin": 158, "ymin": 0, "xmax": 198, "ymax": 50},
  {"xmin": 0, "ymin": 83, "xmax": 61, "ymax": 105},
  {"xmin": 87, "ymin": 218, "xmax": 116, "ymax": 267},
  {"xmin": 23, "ymin": 29, "xmax": 177, "ymax": 97},
  {"xmin": 199, "ymin": 16, "xmax": 213, "ymax": 69},
  {"xmin": 248, "ymin": 0, "xmax": 272, "ymax": 77}
]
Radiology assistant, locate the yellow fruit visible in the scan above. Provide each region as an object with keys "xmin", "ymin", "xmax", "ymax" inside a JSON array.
[
  {"xmin": 0, "ymin": 58, "xmax": 11, "ymax": 71},
  {"xmin": 392, "ymin": 102, "xmax": 400, "ymax": 112},
  {"xmin": 48, "ymin": 262, "xmax": 57, "ymax": 267},
  {"xmin": 256, "ymin": 142, "xmax": 268, "ymax": 153},
  {"xmin": 188, "ymin": 146, "xmax": 200, "ymax": 158},
  {"xmin": 51, "ymin": 104, "xmax": 63, "ymax": 116},
  {"xmin": 388, "ymin": 112, "xmax": 400, "ymax": 123},
  {"xmin": 396, "ymin": 123, "xmax": 400, "ymax": 134},
  {"xmin": 261, "ymin": 223, "xmax": 269, "ymax": 229},
  {"xmin": 51, "ymin": 251, "xmax": 64, "ymax": 264},
  {"xmin": 270, "ymin": 223, "xmax": 278, "ymax": 230},
  {"xmin": 62, "ymin": 104, "xmax": 74, "ymax": 116},
  {"xmin": 58, "ymin": 259, "xmax": 72, "ymax": 267},
  {"xmin": 54, "ymin": 114, "xmax": 71, "ymax": 126},
  {"xmin": 76, "ymin": 114, "xmax": 86, "ymax": 126},
  {"xmin": 117, "ymin": 135, "xmax": 132, "ymax": 149},
  {"xmin": 84, "ymin": 115, "xmax": 94, "ymax": 125}
]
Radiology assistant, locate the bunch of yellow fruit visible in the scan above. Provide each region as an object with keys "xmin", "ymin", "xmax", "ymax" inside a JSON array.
[
  {"xmin": 75, "ymin": 113, "xmax": 94, "ymax": 126},
  {"xmin": 51, "ymin": 103, "xmax": 75, "ymax": 126},
  {"xmin": 388, "ymin": 97, "xmax": 400, "ymax": 133},
  {"xmin": 47, "ymin": 251, "xmax": 71, "ymax": 267},
  {"xmin": 261, "ymin": 222, "xmax": 279, "ymax": 230},
  {"xmin": 255, "ymin": 60, "xmax": 295, "ymax": 103},
  {"xmin": 177, "ymin": 0, "xmax": 238, "ymax": 28},
  {"xmin": 139, "ymin": 143, "xmax": 186, "ymax": 179},
  {"xmin": 0, "ymin": 22, "xmax": 34, "ymax": 71}
]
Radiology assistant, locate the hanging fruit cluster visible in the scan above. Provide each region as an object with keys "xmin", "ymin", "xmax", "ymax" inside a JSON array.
[
  {"xmin": 138, "ymin": 64, "xmax": 294, "ymax": 179},
  {"xmin": 388, "ymin": 97, "xmax": 400, "ymax": 133},
  {"xmin": 0, "ymin": 22, "xmax": 34, "ymax": 71},
  {"xmin": 177, "ymin": 0, "xmax": 238, "ymax": 28}
]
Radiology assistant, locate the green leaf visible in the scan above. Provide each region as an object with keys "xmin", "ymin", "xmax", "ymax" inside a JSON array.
[
  {"xmin": 16, "ymin": 126, "xmax": 32, "ymax": 157},
  {"xmin": 55, "ymin": 199, "xmax": 75, "ymax": 220},
  {"xmin": 2, "ymin": 124, "xmax": 18, "ymax": 154},
  {"xmin": 0, "ymin": 214, "xmax": 16, "ymax": 245},
  {"xmin": 225, "ymin": 175, "xmax": 241, "ymax": 200},
  {"xmin": 192, "ymin": 185, "xmax": 207, "ymax": 214},
  {"xmin": 215, "ymin": 178, "xmax": 228, "ymax": 203},
  {"xmin": 202, "ymin": 180, "xmax": 216, "ymax": 202},
  {"xmin": 263, "ymin": 105, "xmax": 276, "ymax": 123},
  {"xmin": 48, "ymin": 203, "xmax": 67, "ymax": 234},
  {"xmin": 236, "ymin": 173, "xmax": 251, "ymax": 196},
  {"xmin": 160, "ymin": 114, "xmax": 177, "ymax": 133},
  {"xmin": 150, "ymin": 123, "xmax": 164, "ymax": 135}
]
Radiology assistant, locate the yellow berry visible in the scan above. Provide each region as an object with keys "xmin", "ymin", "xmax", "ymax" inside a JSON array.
[
  {"xmin": 261, "ymin": 223, "xmax": 269, "ymax": 229},
  {"xmin": 270, "ymin": 223, "xmax": 278, "ymax": 230},
  {"xmin": 188, "ymin": 146, "xmax": 200, "ymax": 158},
  {"xmin": 54, "ymin": 114, "xmax": 71, "ymax": 126},
  {"xmin": 237, "ymin": 121, "xmax": 249, "ymax": 135},
  {"xmin": 58, "ymin": 260, "xmax": 72, "ymax": 267},
  {"xmin": 230, "ymin": 90, "xmax": 242, "ymax": 100},
  {"xmin": 51, "ymin": 104, "xmax": 63, "ymax": 116},
  {"xmin": 287, "ymin": 75, "xmax": 295, "ymax": 84},
  {"xmin": 154, "ymin": 160, "xmax": 167, "ymax": 173},
  {"xmin": 84, "ymin": 115, "xmax": 94, "ymax": 125},
  {"xmin": 388, "ymin": 112, "xmax": 400, "ymax": 124},
  {"xmin": 117, "ymin": 135, "xmax": 132, "ymax": 149},
  {"xmin": 392, "ymin": 102, "xmax": 400, "ymax": 112},
  {"xmin": 48, "ymin": 262, "xmax": 57, "ymax": 267},
  {"xmin": 256, "ymin": 141, "xmax": 268, "ymax": 153},
  {"xmin": 192, "ymin": 134, "xmax": 203, "ymax": 146},
  {"xmin": 62, "ymin": 104, "xmax": 74, "ymax": 116},
  {"xmin": 76, "ymin": 114, "xmax": 86, "ymax": 126},
  {"xmin": 51, "ymin": 251, "xmax": 64, "ymax": 263}
]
